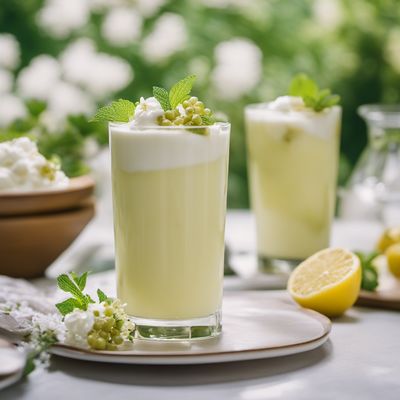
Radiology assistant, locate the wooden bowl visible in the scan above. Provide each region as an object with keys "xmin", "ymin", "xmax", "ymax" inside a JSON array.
[{"xmin": 0, "ymin": 176, "xmax": 96, "ymax": 278}]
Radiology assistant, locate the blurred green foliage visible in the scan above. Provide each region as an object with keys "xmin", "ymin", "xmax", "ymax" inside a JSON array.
[{"xmin": 1, "ymin": 0, "xmax": 400, "ymax": 207}]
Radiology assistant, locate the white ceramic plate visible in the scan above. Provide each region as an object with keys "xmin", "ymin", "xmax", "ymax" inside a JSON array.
[
  {"xmin": 51, "ymin": 291, "xmax": 331, "ymax": 365},
  {"xmin": 0, "ymin": 339, "xmax": 25, "ymax": 391}
]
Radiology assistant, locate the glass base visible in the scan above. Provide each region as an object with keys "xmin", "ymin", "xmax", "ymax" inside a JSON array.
[
  {"xmin": 258, "ymin": 255, "xmax": 302, "ymax": 275},
  {"xmin": 131, "ymin": 310, "xmax": 222, "ymax": 341}
]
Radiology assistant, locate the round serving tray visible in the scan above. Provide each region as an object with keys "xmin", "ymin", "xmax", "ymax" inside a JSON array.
[{"xmin": 51, "ymin": 291, "xmax": 331, "ymax": 365}]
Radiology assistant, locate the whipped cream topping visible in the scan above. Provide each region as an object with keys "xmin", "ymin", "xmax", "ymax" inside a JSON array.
[
  {"xmin": 132, "ymin": 96, "xmax": 164, "ymax": 127},
  {"xmin": 0, "ymin": 137, "xmax": 69, "ymax": 191},
  {"xmin": 267, "ymin": 96, "xmax": 305, "ymax": 112},
  {"xmin": 110, "ymin": 123, "xmax": 230, "ymax": 172}
]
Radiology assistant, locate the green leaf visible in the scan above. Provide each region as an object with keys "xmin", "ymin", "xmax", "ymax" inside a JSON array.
[
  {"xmin": 201, "ymin": 114, "xmax": 216, "ymax": 126},
  {"xmin": 57, "ymin": 274, "xmax": 86, "ymax": 303},
  {"xmin": 289, "ymin": 73, "xmax": 340, "ymax": 112},
  {"xmin": 153, "ymin": 86, "xmax": 171, "ymax": 111},
  {"xmin": 97, "ymin": 289, "xmax": 108, "ymax": 303},
  {"xmin": 90, "ymin": 99, "xmax": 135, "ymax": 123},
  {"xmin": 55, "ymin": 298, "xmax": 82, "ymax": 316},
  {"xmin": 355, "ymin": 251, "xmax": 380, "ymax": 291},
  {"xmin": 71, "ymin": 271, "xmax": 89, "ymax": 291},
  {"xmin": 289, "ymin": 73, "xmax": 319, "ymax": 99},
  {"xmin": 169, "ymin": 75, "xmax": 196, "ymax": 109},
  {"xmin": 25, "ymin": 99, "xmax": 47, "ymax": 118}
]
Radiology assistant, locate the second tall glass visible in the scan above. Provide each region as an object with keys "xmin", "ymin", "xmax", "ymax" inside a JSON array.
[{"xmin": 245, "ymin": 104, "xmax": 341, "ymax": 274}]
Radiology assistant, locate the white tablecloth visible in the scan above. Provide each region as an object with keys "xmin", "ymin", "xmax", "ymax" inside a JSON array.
[{"xmin": 2, "ymin": 211, "xmax": 400, "ymax": 400}]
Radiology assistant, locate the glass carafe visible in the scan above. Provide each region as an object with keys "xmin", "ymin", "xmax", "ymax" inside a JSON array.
[{"xmin": 340, "ymin": 105, "xmax": 400, "ymax": 225}]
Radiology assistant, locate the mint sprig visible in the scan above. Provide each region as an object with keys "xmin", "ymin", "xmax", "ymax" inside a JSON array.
[
  {"xmin": 55, "ymin": 272, "xmax": 108, "ymax": 316},
  {"xmin": 169, "ymin": 75, "xmax": 196, "ymax": 109},
  {"xmin": 289, "ymin": 73, "xmax": 340, "ymax": 112},
  {"xmin": 90, "ymin": 99, "xmax": 135, "ymax": 123},
  {"xmin": 153, "ymin": 86, "xmax": 171, "ymax": 111},
  {"xmin": 355, "ymin": 251, "xmax": 379, "ymax": 291}
]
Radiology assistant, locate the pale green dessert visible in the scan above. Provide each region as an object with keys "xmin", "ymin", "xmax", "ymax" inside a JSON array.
[{"xmin": 245, "ymin": 74, "xmax": 341, "ymax": 263}]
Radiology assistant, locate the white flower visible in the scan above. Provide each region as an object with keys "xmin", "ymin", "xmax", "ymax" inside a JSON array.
[
  {"xmin": 133, "ymin": 96, "xmax": 164, "ymax": 126},
  {"xmin": 0, "ymin": 94, "xmax": 27, "ymax": 127},
  {"xmin": 385, "ymin": 28, "xmax": 400, "ymax": 74},
  {"xmin": 64, "ymin": 309, "xmax": 95, "ymax": 348},
  {"xmin": 0, "ymin": 68, "xmax": 13, "ymax": 94},
  {"xmin": 313, "ymin": 0, "xmax": 343, "ymax": 30},
  {"xmin": 102, "ymin": 7, "xmax": 142, "ymax": 47},
  {"xmin": 37, "ymin": 0, "xmax": 90, "ymax": 39},
  {"xmin": 31, "ymin": 313, "xmax": 65, "ymax": 342},
  {"xmin": 211, "ymin": 38, "xmax": 262, "ymax": 100},
  {"xmin": 0, "ymin": 137, "xmax": 69, "ymax": 191},
  {"xmin": 0, "ymin": 33, "xmax": 20, "ymax": 70},
  {"xmin": 17, "ymin": 55, "xmax": 61, "ymax": 100},
  {"xmin": 142, "ymin": 13, "xmax": 187, "ymax": 64},
  {"xmin": 61, "ymin": 38, "xmax": 134, "ymax": 100},
  {"xmin": 47, "ymin": 81, "xmax": 95, "ymax": 119},
  {"xmin": 136, "ymin": 0, "xmax": 168, "ymax": 17}
]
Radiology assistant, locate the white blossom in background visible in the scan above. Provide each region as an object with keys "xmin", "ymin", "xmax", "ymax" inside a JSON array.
[
  {"xmin": 313, "ymin": 0, "xmax": 343, "ymax": 31},
  {"xmin": 385, "ymin": 28, "xmax": 400, "ymax": 74},
  {"xmin": 37, "ymin": 0, "xmax": 90, "ymax": 39},
  {"xmin": 142, "ymin": 13, "xmax": 187, "ymax": 64},
  {"xmin": 0, "ymin": 95, "xmax": 27, "ymax": 127},
  {"xmin": 47, "ymin": 81, "xmax": 95, "ymax": 119},
  {"xmin": 0, "ymin": 33, "xmax": 20, "ymax": 70},
  {"xmin": 211, "ymin": 38, "xmax": 262, "ymax": 100},
  {"xmin": 61, "ymin": 38, "xmax": 133, "ymax": 100},
  {"xmin": 0, "ymin": 69, "xmax": 13, "ymax": 94},
  {"xmin": 101, "ymin": 7, "xmax": 142, "ymax": 46},
  {"xmin": 136, "ymin": 0, "xmax": 168, "ymax": 17},
  {"xmin": 17, "ymin": 55, "xmax": 61, "ymax": 100}
]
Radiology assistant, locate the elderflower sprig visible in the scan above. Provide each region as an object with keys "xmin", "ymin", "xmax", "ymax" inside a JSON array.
[{"xmin": 56, "ymin": 272, "xmax": 135, "ymax": 351}]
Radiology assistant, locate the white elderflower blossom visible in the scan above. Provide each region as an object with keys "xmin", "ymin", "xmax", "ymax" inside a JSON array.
[
  {"xmin": 0, "ymin": 95, "xmax": 27, "ymax": 127},
  {"xmin": 17, "ymin": 55, "xmax": 61, "ymax": 100},
  {"xmin": 37, "ymin": 0, "xmax": 90, "ymax": 39},
  {"xmin": 61, "ymin": 38, "xmax": 133, "ymax": 100},
  {"xmin": 0, "ymin": 69, "xmax": 13, "ymax": 94},
  {"xmin": 101, "ymin": 7, "xmax": 142, "ymax": 47},
  {"xmin": 313, "ymin": 0, "xmax": 343, "ymax": 30},
  {"xmin": 136, "ymin": 0, "xmax": 168, "ymax": 17},
  {"xmin": 0, "ymin": 33, "xmax": 20, "ymax": 70},
  {"xmin": 142, "ymin": 13, "xmax": 187, "ymax": 64},
  {"xmin": 211, "ymin": 38, "xmax": 262, "ymax": 100},
  {"xmin": 385, "ymin": 28, "xmax": 400, "ymax": 73},
  {"xmin": 47, "ymin": 81, "xmax": 95, "ymax": 119}
]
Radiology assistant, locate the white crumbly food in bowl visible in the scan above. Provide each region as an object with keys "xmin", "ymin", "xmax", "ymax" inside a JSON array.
[{"xmin": 0, "ymin": 137, "xmax": 69, "ymax": 191}]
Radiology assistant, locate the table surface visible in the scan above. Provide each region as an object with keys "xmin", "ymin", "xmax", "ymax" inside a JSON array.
[{"xmin": 3, "ymin": 211, "xmax": 400, "ymax": 400}]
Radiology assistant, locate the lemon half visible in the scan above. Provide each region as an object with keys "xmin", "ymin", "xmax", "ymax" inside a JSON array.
[{"xmin": 288, "ymin": 248, "xmax": 361, "ymax": 317}]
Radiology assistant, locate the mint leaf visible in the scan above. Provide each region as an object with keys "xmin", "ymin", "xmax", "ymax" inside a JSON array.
[
  {"xmin": 91, "ymin": 99, "xmax": 135, "ymax": 123},
  {"xmin": 97, "ymin": 289, "xmax": 108, "ymax": 303},
  {"xmin": 55, "ymin": 298, "xmax": 82, "ymax": 316},
  {"xmin": 169, "ymin": 75, "xmax": 196, "ymax": 109},
  {"xmin": 355, "ymin": 251, "xmax": 380, "ymax": 291},
  {"xmin": 57, "ymin": 274, "xmax": 86, "ymax": 304},
  {"xmin": 289, "ymin": 73, "xmax": 340, "ymax": 112},
  {"xmin": 153, "ymin": 86, "xmax": 171, "ymax": 111},
  {"xmin": 289, "ymin": 73, "xmax": 318, "ymax": 99},
  {"xmin": 70, "ymin": 271, "xmax": 89, "ymax": 291}
]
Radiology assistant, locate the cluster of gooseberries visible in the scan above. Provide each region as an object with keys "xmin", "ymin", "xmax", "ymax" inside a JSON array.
[
  {"xmin": 87, "ymin": 306, "xmax": 125, "ymax": 351},
  {"xmin": 157, "ymin": 97, "xmax": 212, "ymax": 126}
]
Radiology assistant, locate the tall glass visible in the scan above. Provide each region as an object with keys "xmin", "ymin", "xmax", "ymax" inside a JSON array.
[
  {"xmin": 110, "ymin": 123, "xmax": 230, "ymax": 340},
  {"xmin": 245, "ymin": 104, "xmax": 341, "ymax": 274}
]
